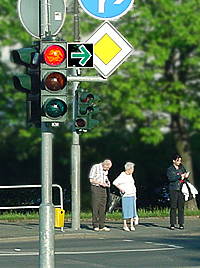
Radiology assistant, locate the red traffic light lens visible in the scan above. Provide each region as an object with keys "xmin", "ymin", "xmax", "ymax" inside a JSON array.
[
  {"xmin": 81, "ymin": 93, "xmax": 94, "ymax": 103},
  {"xmin": 75, "ymin": 118, "xmax": 86, "ymax": 127},
  {"xmin": 44, "ymin": 72, "xmax": 67, "ymax": 91},
  {"xmin": 43, "ymin": 45, "xmax": 66, "ymax": 66}
]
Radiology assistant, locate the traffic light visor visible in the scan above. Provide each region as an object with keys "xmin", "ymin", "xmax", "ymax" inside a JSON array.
[
  {"xmin": 43, "ymin": 45, "xmax": 66, "ymax": 66},
  {"xmin": 44, "ymin": 72, "xmax": 67, "ymax": 91}
]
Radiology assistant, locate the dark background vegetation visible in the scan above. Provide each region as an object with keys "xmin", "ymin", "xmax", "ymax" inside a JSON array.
[
  {"xmin": 1, "ymin": 0, "xmax": 200, "ymax": 211},
  {"xmin": 1, "ymin": 129, "xmax": 200, "ymax": 211}
]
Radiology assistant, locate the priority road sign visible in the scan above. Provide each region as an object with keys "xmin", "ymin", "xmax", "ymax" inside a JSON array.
[
  {"xmin": 78, "ymin": 0, "xmax": 135, "ymax": 20},
  {"xmin": 86, "ymin": 22, "xmax": 133, "ymax": 78},
  {"xmin": 67, "ymin": 43, "xmax": 93, "ymax": 68}
]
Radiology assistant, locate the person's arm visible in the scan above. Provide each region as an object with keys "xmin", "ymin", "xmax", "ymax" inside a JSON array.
[
  {"xmin": 113, "ymin": 175, "xmax": 125, "ymax": 193},
  {"xmin": 113, "ymin": 182, "xmax": 125, "ymax": 193},
  {"xmin": 167, "ymin": 166, "xmax": 180, "ymax": 182},
  {"xmin": 180, "ymin": 166, "xmax": 190, "ymax": 181}
]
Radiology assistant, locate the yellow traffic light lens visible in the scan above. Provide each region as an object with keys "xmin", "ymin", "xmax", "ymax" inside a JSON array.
[
  {"xmin": 44, "ymin": 72, "xmax": 67, "ymax": 91},
  {"xmin": 43, "ymin": 45, "xmax": 66, "ymax": 66}
]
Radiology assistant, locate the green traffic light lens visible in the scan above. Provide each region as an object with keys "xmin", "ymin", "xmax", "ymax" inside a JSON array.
[
  {"xmin": 44, "ymin": 99, "xmax": 67, "ymax": 118},
  {"xmin": 75, "ymin": 118, "xmax": 86, "ymax": 127},
  {"xmin": 44, "ymin": 72, "xmax": 67, "ymax": 91}
]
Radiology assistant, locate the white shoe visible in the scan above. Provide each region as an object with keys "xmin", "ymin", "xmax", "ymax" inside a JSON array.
[
  {"xmin": 123, "ymin": 226, "xmax": 130, "ymax": 232},
  {"xmin": 94, "ymin": 227, "xmax": 99, "ymax": 231},
  {"xmin": 99, "ymin": 227, "xmax": 110, "ymax": 231},
  {"xmin": 130, "ymin": 226, "xmax": 135, "ymax": 231},
  {"xmin": 134, "ymin": 217, "xmax": 139, "ymax": 225}
]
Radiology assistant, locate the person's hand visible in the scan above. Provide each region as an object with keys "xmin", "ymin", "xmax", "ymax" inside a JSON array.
[
  {"xmin": 181, "ymin": 173, "xmax": 187, "ymax": 179},
  {"xmin": 185, "ymin": 171, "xmax": 190, "ymax": 178},
  {"xmin": 100, "ymin": 182, "xmax": 109, "ymax": 187}
]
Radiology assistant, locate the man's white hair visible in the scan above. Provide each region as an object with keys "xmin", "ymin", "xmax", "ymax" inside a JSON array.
[
  {"xmin": 124, "ymin": 162, "xmax": 135, "ymax": 170},
  {"xmin": 102, "ymin": 159, "xmax": 112, "ymax": 166}
]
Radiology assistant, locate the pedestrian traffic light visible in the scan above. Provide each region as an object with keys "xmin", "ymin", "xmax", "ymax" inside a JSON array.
[
  {"xmin": 40, "ymin": 41, "xmax": 68, "ymax": 125},
  {"xmin": 74, "ymin": 89, "xmax": 100, "ymax": 133},
  {"xmin": 11, "ymin": 43, "xmax": 41, "ymax": 127}
]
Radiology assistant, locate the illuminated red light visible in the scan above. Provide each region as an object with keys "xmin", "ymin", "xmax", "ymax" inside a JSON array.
[{"xmin": 43, "ymin": 45, "xmax": 66, "ymax": 66}]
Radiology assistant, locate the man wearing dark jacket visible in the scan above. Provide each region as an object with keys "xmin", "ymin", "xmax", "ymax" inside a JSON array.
[{"xmin": 167, "ymin": 154, "xmax": 190, "ymax": 230}]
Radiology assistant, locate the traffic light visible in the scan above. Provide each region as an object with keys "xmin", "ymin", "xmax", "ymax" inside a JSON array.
[
  {"xmin": 11, "ymin": 43, "xmax": 41, "ymax": 127},
  {"xmin": 74, "ymin": 89, "xmax": 100, "ymax": 133},
  {"xmin": 40, "ymin": 41, "xmax": 68, "ymax": 125}
]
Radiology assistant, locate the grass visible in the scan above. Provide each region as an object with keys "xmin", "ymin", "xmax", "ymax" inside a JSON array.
[{"xmin": 0, "ymin": 208, "xmax": 199, "ymax": 221}]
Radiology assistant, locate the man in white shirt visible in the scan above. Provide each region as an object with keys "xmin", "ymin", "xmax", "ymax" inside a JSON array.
[{"xmin": 89, "ymin": 159, "xmax": 112, "ymax": 231}]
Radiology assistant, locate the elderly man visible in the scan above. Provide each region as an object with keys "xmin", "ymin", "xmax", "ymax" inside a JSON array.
[{"xmin": 89, "ymin": 159, "xmax": 112, "ymax": 231}]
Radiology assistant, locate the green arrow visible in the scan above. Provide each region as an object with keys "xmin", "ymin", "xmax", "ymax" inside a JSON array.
[{"xmin": 71, "ymin": 45, "xmax": 92, "ymax": 66}]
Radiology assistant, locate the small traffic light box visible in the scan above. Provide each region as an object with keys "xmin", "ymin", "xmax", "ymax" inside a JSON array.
[
  {"xmin": 40, "ymin": 41, "xmax": 68, "ymax": 125},
  {"xmin": 11, "ymin": 43, "xmax": 41, "ymax": 127},
  {"xmin": 74, "ymin": 89, "xmax": 100, "ymax": 133}
]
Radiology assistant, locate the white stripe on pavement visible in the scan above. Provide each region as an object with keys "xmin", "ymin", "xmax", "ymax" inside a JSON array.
[{"xmin": 0, "ymin": 245, "xmax": 183, "ymax": 257}]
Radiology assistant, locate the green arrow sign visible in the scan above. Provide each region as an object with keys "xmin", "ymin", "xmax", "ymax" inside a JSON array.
[{"xmin": 71, "ymin": 45, "xmax": 92, "ymax": 66}]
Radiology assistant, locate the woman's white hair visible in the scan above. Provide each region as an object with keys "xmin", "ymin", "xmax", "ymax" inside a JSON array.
[{"xmin": 124, "ymin": 162, "xmax": 135, "ymax": 170}]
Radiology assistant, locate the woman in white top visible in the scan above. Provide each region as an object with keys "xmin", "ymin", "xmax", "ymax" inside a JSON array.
[{"xmin": 113, "ymin": 162, "xmax": 138, "ymax": 231}]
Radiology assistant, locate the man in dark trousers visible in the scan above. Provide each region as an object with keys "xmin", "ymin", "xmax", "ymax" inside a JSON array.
[
  {"xmin": 89, "ymin": 159, "xmax": 112, "ymax": 231},
  {"xmin": 167, "ymin": 153, "xmax": 190, "ymax": 230}
]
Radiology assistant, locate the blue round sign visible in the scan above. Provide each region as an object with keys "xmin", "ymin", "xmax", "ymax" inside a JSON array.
[{"xmin": 78, "ymin": 0, "xmax": 135, "ymax": 20}]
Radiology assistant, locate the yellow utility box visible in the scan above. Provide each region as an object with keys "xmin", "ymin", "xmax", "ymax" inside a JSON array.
[{"xmin": 55, "ymin": 208, "xmax": 65, "ymax": 228}]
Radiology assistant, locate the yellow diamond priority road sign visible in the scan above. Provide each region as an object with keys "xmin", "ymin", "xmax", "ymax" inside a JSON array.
[{"xmin": 87, "ymin": 22, "xmax": 134, "ymax": 78}]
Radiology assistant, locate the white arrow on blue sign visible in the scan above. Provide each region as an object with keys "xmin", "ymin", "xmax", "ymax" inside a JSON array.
[{"xmin": 78, "ymin": 0, "xmax": 135, "ymax": 20}]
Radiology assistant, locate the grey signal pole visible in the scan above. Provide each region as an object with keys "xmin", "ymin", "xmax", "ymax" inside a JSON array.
[
  {"xmin": 39, "ymin": 1, "xmax": 55, "ymax": 267},
  {"xmin": 71, "ymin": 0, "xmax": 81, "ymax": 230},
  {"xmin": 39, "ymin": 124, "xmax": 55, "ymax": 268}
]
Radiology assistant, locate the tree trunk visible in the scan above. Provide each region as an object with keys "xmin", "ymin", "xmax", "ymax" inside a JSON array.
[{"xmin": 171, "ymin": 114, "xmax": 198, "ymax": 210}]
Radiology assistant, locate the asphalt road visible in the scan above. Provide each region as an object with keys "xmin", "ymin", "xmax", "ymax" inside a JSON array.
[{"xmin": 0, "ymin": 217, "xmax": 199, "ymax": 268}]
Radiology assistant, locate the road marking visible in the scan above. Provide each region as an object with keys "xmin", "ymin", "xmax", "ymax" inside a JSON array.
[{"xmin": 0, "ymin": 246, "xmax": 183, "ymax": 257}]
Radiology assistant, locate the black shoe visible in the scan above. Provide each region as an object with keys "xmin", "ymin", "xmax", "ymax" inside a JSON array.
[
  {"xmin": 179, "ymin": 225, "xmax": 184, "ymax": 230},
  {"xmin": 170, "ymin": 225, "xmax": 175, "ymax": 230}
]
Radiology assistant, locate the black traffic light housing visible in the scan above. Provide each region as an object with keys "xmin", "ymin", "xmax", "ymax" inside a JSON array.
[{"xmin": 11, "ymin": 43, "xmax": 41, "ymax": 127}]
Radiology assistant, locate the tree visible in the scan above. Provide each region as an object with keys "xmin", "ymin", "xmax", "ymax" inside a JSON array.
[{"xmin": 94, "ymin": 0, "xmax": 200, "ymax": 209}]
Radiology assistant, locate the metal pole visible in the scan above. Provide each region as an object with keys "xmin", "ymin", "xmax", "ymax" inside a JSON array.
[
  {"xmin": 67, "ymin": 76, "xmax": 107, "ymax": 82},
  {"xmin": 71, "ymin": 0, "xmax": 81, "ymax": 230},
  {"xmin": 39, "ymin": 123, "xmax": 55, "ymax": 268},
  {"xmin": 71, "ymin": 123, "xmax": 80, "ymax": 230}
]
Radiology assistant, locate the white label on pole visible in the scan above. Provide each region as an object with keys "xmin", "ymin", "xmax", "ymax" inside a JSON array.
[{"xmin": 54, "ymin": 12, "xmax": 62, "ymax": 21}]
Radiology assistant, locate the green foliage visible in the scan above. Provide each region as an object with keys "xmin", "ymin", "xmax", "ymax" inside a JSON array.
[
  {"xmin": 0, "ymin": 1, "xmax": 200, "ymax": 208},
  {"xmin": 92, "ymin": 0, "xmax": 200, "ymax": 144},
  {"xmin": 1, "ymin": 209, "xmax": 200, "ymax": 221}
]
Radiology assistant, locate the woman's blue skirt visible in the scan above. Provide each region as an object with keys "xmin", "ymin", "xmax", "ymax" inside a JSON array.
[{"xmin": 122, "ymin": 196, "xmax": 137, "ymax": 219}]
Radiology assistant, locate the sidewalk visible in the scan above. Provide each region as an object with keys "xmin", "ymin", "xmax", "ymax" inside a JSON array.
[{"xmin": 0, "ymin": 216, "xmax": 199, "ymax": 242}]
